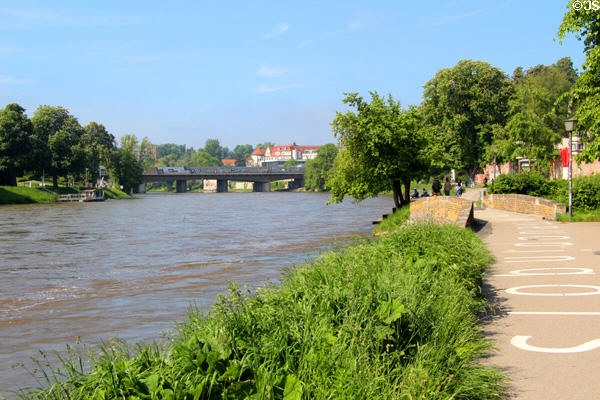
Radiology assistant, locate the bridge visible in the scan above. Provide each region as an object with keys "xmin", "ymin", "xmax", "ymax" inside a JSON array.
[{"xmin": 139, "ymin": 166, "xmax": 305, "ymax": 193}]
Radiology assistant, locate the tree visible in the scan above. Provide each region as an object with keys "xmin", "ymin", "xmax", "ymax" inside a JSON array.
[
  {"xmin": 157, "ymin": 143, "xmax": 186, "ymax": 159},
  {"xmin": 232, "ymin": 144, "xmax": 253, "ymax": 166},
  {"xmin": 192, "ymin": 151, "xmax": 221, "ymax": 167},
  {"xmin": 329, "ymin": 92, "xmax": 429, "ymax": 207},
  {"xmin": 558, "ymin": 1, "xmax": 600, "ymax": 162},
  {"xmin": 31, "ymin": 106, "xmax": 86, "ymax": 186},
  {"xmin": 283, "ymin": 159, "xmax": 299, "ymax": 167},
  {"xmin": 204, "ymin": 139, "xmax": 224, "ymax": 160},
  {"xmin": 494, "ymin": 62, "xmax": 575, "ymax": 169},
  {"xmin": 112, "ymin": 135, "xmax": 143, "ymax": 193},
  {"xmin": 255, "ymin": 142, "xmax": 275, "ymax": 150},
  {"xmin": 0, "ymin": 103, "xmax": 34, "ymax": 186},
  {"xmin": 421, "ymin": 60, "xmax": 513, "ymax": 181},
  {"xmin": 304, "ymin": 143, "xmax": 338, "ymax": 191},
  {"xmin": 82, "ymin": 122, "xmax": 116, "ymax": 182}
]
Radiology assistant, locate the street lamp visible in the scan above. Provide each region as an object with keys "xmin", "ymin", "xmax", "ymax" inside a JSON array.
[{"xmin": 564, "ymin": 118, "xmax": 577, "ymax": 222}]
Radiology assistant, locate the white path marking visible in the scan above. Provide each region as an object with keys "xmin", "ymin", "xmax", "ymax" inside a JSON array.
[
  {"xmin": 506, "ymin": 284, "xmax": 600, "ymax": 296},
  {"xmin": 514, "ymin": 242, "xmax": 573, "ymax": 247},
  {"xmin": 494, "ymin": 268, "xmax": 594, "ymax": 277},
  {"xmin": 504, "ymin": 255, "xmax": 576, "ymax": 263},
  {"xmin": 517, "ymin": 236, "xmax": 570, "ymax": 241},
  {"xmin": 509, "ymin": 312, "xmax": 600, "ymax": 316},
  {"xmin": 511, "ymin": 336, "xmax": 600, "ymax": 353},
  {"xmin": 581, "ymin": 249, "xmax": 594, "ymax": 252},
  {"xmin": 504, "ymin": 249, "xmax": 566, "ymax": 253},
  {"xmin": 519, "ymin": 231, "xmax": 568, "ymax": 235}
]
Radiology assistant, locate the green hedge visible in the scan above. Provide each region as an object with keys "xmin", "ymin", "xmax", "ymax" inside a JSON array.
[
  {"xmin": 20, "ymin": 224, "xmax": 502, "ymax": 400},
  {"xmin": 489, "ymin": 172, "xmax": 600, "ymax": 210}
]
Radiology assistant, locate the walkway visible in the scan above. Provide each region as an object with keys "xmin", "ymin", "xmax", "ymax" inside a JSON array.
[{"xmin": 478, "ymin": 208, "xmax": 600, "ymax": 399}]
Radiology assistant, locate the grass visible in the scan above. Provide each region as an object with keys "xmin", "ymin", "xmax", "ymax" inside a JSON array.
[
  {"xmin": 102, "ymin": 187, "xmax": 131, "ymax": 199},
  {"xmin": 373, "ymin": 205, "xmax": 410, "ymax": 235},
  {"xmin": 16, "ymin": 221, "xmax": 503, "ymax": 399},
  {"xmin": 0, "ymin": 186, "xmax": 57, "ymax": 204},
  {"xmin": 556, "ymin": 208, "xmax": 600, "ymax": 222}
]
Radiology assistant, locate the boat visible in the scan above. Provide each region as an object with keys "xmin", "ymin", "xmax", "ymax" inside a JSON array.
[{"xmin": 82, "ymin": 189, "xmax": 105, "ymax": 202}]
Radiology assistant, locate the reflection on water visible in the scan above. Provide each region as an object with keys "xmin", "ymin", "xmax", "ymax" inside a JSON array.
[{"xmin": 0, "ymin": 191, "xmax": 391, "ymax": 394}]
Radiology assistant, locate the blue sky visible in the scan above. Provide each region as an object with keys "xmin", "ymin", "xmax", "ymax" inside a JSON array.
[{"xmin": 0, "ymin": 0, "xmax": 586, "ymax": 149}]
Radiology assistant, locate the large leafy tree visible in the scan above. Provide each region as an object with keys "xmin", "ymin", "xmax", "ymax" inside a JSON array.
[
  {"xmin": 112, "ymin": 134, "xmax": 143, "ymax": 193},
  {"xmin": 0, "ymin": 103, "xmax": 34, "ymax": 186},
  {"xmin": 422, "ymin": 60, "xmax": 513, "ymax": 181},
  {"xmin": 494, "ymin": 61, "xmax": 575, "ymax": 169},
  {"xmin": 558, "ymin": 1, "xmax": 600, "ymax": 162},
  {"xmin": 204, "ymin": 139, "xmax": 224, "ymax": 160},
  {"xmin": 82, "ymin": 122, "xmax": 116, "ymax": 182},
  {"xmin": 329, "ymin": 92, "xmax": 429, "ymax": 207},
  {"xmin": 31, "ymin": 106, "xmax": 86, "ymax": 186},
  {"xmin": 192, "ymin": 151, "xmax": 221, "ymax": 166},
  {"xmin": 231, "ymin": 144, "xmax": 253, "ymax": 166},
  {"xmin": 305, "ymin": 143, "xmax": 338, "ymax": 191}
]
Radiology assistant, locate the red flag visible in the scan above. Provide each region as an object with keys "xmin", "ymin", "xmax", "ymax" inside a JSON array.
[{"xmin": 560, "ymin": 147, "xmax": 570, "ymax": 168}]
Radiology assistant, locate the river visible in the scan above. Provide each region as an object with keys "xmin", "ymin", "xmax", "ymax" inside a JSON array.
[{"xmin": 0, "ymin": 191, "xmax": 391, "ymax": 395}]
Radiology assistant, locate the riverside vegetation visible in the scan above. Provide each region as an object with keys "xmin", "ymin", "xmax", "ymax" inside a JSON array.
[
  {"xmin": 17, "ymin": 221, "xmax": 503, "ymax": 400},
  {"xmin": 0, "ymin": 185, "xmax": 130, "ymax": 205}
]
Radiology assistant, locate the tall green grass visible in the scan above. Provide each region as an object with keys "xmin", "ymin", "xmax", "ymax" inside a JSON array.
[
  {"xmin": 17, "ymin": 223, "xmax": 502, "ymax": 400},
  {"xmin": 373, "ymin": 205, "xmax": 410, "ymax": 234}
]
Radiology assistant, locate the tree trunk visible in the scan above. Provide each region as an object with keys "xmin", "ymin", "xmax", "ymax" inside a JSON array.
[
  {"xmin": 53, "ymin": 175, "xmax": 58, "ymax": 187},
  {"xmin": 403, "ymin": 179, "xmax": 411, "ymax": 205},
  {"xmin": 392, "ymin": 180, "xmax": 402, "ymax": 208}
]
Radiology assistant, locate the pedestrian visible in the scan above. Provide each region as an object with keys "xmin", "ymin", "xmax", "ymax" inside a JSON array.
[
  {"xmin": 443, "ymin": 177, "xmax": 451, "ymax": 196},
  {"xmin": 432, "ymin": 177, "xmax": 442, "ymax": 196},
  {"xmin": 455, "ymin": 179, "xmax": 463, "ymax": 197},
  {"xmin": 411, "ymin": 188, "xmax": 419, "ymax": 200}
]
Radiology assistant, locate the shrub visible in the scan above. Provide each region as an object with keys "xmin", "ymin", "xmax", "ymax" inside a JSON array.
[{"xmin": 488, "ymin": 171, "xmax": 558, "ymax": 198}]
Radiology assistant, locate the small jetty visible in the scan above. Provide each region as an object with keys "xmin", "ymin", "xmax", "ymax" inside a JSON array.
[{"xmin": 58, "ymin": 189, "xmax": 105, "ymax": 202}]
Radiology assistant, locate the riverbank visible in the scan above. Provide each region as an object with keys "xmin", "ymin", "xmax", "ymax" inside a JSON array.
[
  {"xmin": 19, "ymin": 219, "xmax": 503, "ymax": 399},
  {"xmin": 0, "ymin": 186, "xmax": 130, "ymax": 205}
]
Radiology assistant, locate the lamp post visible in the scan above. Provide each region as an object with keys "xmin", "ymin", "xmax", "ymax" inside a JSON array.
[{"xmin": 564, "ymin": 118, "xmax": 577, "ymax": 222}]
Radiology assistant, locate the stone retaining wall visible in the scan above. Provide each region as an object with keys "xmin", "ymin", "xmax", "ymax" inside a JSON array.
[
  {"xmin": 410, "ymin": 196, "xmax": 474, "ymax": 228},
  {"xmin": 483, "ymin": 193, "xmax": 566, "ymax": 219}
]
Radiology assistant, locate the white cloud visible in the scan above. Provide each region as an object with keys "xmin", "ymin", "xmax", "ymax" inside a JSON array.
[
  {"xmin": 251, "ymin": 83, "xmax": 304, "ymax": 93},
  {"xmin": 300, "ymin": 22, "xmax": 362, "ymax": 47},
  {"xmin": 264, "ymin": 23, "xmax": 290, "ymax": 39},
  {"xmin": 0, "ymin": 75, "xmax": 31, "ymax": 85},
  {"xmin": 256, "ymin": 65, "xmax": 286, "ymax": 77}
]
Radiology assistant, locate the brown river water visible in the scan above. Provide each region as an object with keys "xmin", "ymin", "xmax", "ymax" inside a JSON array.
[{"xmin": 0, "ymin": 191, "xmax": 391, "ymax": 396}]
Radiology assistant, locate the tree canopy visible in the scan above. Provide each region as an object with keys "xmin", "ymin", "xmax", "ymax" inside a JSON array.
[
  {"xmin": 421, "ymin": 60, "xmax": 513, "ymax": 180},
  {"xmin": 304, "ymin": 143, "xmax": 338, "ymax": 192},
  {"xmin": 329, "ymin": 92, "xmax": 429, "ymax": 207},
  {"xmin": 493, "ymin": 60, "xmax": 575, "ymax": 169},
  {"xmin": 558, "ymin": 1, "xmax": 600, "ymax": 162},
  {"xmin": 0, "ymin": 103, "xmax": 34, "ymax": 186}
]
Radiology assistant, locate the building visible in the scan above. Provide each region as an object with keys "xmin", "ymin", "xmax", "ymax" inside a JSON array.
[
  {"xmin": 221, "ymin": 159, "xmax": 236, "ymax": 166},
  {"xmin": 262, "ymin": 144, "xmax": 321, "ymax": 166},
  {"xmin": 247, "ymin": 148, "xmax": 266, "ymax": 167}
]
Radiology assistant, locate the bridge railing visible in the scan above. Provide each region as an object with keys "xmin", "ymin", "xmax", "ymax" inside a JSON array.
[{"xmin": 143, "ymin": 166, "xmax": 305, "ymax": 175}]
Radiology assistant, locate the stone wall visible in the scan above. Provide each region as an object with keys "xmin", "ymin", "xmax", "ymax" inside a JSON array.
[
  {"xmin": 410, "ymin": 197, "xmax": 474, "ymax": 228},
  {"xmin": 483, "ymin": 193, "xmax": 566, "ymax": 219}
]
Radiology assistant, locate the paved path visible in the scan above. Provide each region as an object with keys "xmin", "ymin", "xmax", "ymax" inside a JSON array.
[{"xmin": 477, "ymin": 208, "xmax": 600, "ymax": 399}]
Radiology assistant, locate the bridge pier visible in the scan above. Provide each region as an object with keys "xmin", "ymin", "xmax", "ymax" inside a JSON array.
[
  {"xmin": 176, "ymin": 180, "xmax": 187, "ymax": 193},
  {"xmin": 288, "ymin": 178, "xmax": 304, "ymax": 190},
  {"xmin": 216, "ymin": 179, "xmax": 228, "ymax": 193},
  {"xmin": 136, "ymin": 183, "xmax": 146, "ymax": 194},
  {"xmin": 252, "ymin": 182, "xmax": 271, "ymax": 192}
]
